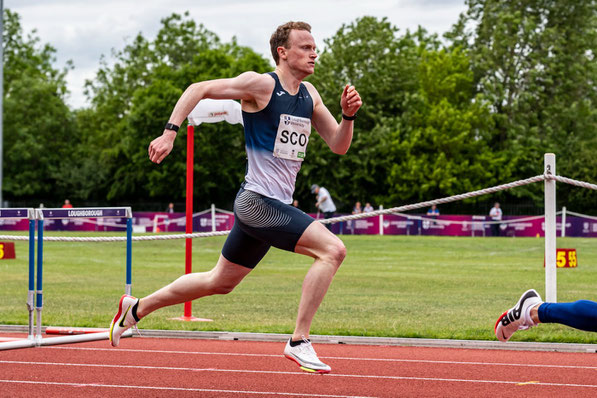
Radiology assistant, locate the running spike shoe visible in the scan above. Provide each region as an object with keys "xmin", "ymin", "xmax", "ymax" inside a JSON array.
[
  {"xmin": 109, "ymin": 294, "xmax": 139, "ymax": 347},
  {"xmin": 495, "ymin": 289, "xmax": 543, "ymax": 342},
  {"xmin": 284, "ymin": 336, "xmax": 331, "ymax": 373}
]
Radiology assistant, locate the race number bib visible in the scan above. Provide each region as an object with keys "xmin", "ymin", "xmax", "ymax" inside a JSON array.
[{"xmin": 273, "ymin": 114, "xmax": 311, "ymax": 161}]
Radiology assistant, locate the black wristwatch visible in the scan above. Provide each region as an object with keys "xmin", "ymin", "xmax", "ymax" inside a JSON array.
[
  {"xmin": 164, "ymin": 122, "xmax": 180, "ymax": 132},
  {"xmin": 342, "ymin": 113, "xmax": 357, "ymax": 121}
]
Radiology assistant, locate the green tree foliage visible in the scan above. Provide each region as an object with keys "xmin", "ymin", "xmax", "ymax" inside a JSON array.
[
  {"xmin": 386, "ymin": 47, "xmax": 503, "ymax": 204},
  {"xmin": 305, "ymin": 17, "xmax": 437, "ymax": 209},
  {"xmin": 306, "ymin": 17, "xmax": 501, "ymax": 210},
  {"xmin": 80, "ymin": 12, "xmax": 270, "ymax": 207},
  {"xmin": 448, "ymin": 0, "xmax": 597, "ymax": 211},
  {"xmin": 2, "ymin": 9, "xmax": 75, "ymax": 201},
  {"xmin": 4, "ymin": 7, "xmax": 596, "ymax": 214}
]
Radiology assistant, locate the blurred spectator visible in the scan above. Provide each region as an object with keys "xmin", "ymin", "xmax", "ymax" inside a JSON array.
[
  {"xmin": 60, "ymin": 199, "xmax": 73, "ymax": 230},
  {"xmin": 427, "ymin": 204, "xmax": 439, "ymax": 218},
  {"xmin": 352, "ymin": 201, "xmax": 362, "ymax": 214},
  {"xmin": 363, "ymin": 202, "xmax": 374, "ymax": 213},
  {"xmin": 489, "ymin": 202, "xmax": 503, "ymax": 236},
  {"xmin": 292, "ymin": 199, "xmax": 300, "ymax": 209},
  {"xmin": 311, "ymin": 184, "xmax": 337, "ymax": 231},
  {"xmin": 166, "ymin": 202, "xmax": 175, "ymax": 213}
]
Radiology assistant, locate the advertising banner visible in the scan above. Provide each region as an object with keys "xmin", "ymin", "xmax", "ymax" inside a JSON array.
[{"xmin": 0, "ymin": 209, "xmax": 596, "ymax": 238}]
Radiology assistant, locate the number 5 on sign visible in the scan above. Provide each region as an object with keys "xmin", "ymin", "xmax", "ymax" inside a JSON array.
[{"xmin": 546, "ymin": 248, "xmax": 578, "ymax": 268}]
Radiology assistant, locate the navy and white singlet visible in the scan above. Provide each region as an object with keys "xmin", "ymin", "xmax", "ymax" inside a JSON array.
[
  {"xmin": 242, "ymin": 72, "xmax": 313, "ymax": 204},
  {"xmin": 222, "ymin": 72, "xmax": 317, "ymax": 268}
]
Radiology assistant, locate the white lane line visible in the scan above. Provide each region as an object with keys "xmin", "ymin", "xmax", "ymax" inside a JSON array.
[
  {"xmin": 0, "ymin": 380, "xmax": 375, "ymax": 398},
  {"xmin": 1, "ymin": 360, "xmax": 597, "ymax": 389},
  {"xmin": 44, "ymin": 346, "xmax": 597, "ymax": 370}
]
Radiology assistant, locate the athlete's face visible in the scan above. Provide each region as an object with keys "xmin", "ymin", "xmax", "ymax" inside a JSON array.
[{"xmin": 283, "ymin": 29, "xmax": 317, "ymax": 76}]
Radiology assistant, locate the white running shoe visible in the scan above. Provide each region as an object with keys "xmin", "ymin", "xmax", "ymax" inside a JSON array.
[
  {"xmin": 495, "ymin": 289, "xmax": 543, "ymax": 342},
  {"xmin": 284, "ymin": 337, "xmax": 331, "ymax": 373},
  {"xmin": 109, "ymin": 294, "xmax": 139, "ymax": 347}
]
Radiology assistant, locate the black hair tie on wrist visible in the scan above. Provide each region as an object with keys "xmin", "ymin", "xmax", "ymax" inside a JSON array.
[{"xmin": 342, "ymin": 113, "xmax": 357, "ymax": 121}]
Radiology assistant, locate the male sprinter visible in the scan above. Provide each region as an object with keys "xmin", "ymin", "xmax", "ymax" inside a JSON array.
[{"xmin": 109, "ymin": 21, "xmax": 362, "ymax": 373}]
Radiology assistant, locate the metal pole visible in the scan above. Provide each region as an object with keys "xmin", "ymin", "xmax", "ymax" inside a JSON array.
[
  {"xmin": 27, "ymin": 217, "xmax": 35, "ymax": 340},
  {"xmin": 544, "ymin": 153, "xmax": 557, "ymax": 302},
  {"xmin": 184, "ymin": 125, "xmax": 194, "ymax": 319},
  {"xmin": 0, "ymin": 0, "xmax": 4, "ymax": 206},
  {"xmin": 211, "ymin": 204, "xmax": 216, "ymax": 232},
  {"xmin": 35, "ymin": 219, "xmax": 44, "ymax": 344},
  {"xmin": 561, "ymin": 206, "xmax": 566, "ymax": 238},
  {"xmin": 379, "ymin": 205, "xmax": 384, "ymax": 235},
  {"xmin": 125, "ymin": 217, "xmax": 132, "ymax": 295}
]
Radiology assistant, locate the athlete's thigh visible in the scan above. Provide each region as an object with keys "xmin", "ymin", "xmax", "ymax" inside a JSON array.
[
  {"xmin": 294, "ymin": 220, "xmax": 345, "ymax": 259},
  {"xmin": 221, "ymin": 218, "xmax": 271, "ymax": 269},
  {"xmin": 234, "ymin": 188, "xmax": 314, "ymax": 253}
]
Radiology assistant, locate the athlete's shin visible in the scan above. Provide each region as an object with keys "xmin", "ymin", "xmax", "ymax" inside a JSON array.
[{"xmin": 293, "ymin": 259, "xmax": 339, "ymax": 340}]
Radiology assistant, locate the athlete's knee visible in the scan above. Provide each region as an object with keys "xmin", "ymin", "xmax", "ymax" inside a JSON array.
[
  {"xmin": 206, "ymin": 270, "xmax": 242, "ymax": 295},
  {"xmin": 209, "ymin": 278, "xmax": 239, "ymax": 295},
  {"xmin": 211, "ymin": 283, "xmax": 237, "ymax": 295},
  {"xmin": 323, "ymin": 240, "xmax": 346, "ymax": 267}
]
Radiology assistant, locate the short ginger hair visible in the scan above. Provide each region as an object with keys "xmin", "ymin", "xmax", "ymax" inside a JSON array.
[{"xmin": 270, "ymin": 21, "xmax": 312, "ymax": 65}]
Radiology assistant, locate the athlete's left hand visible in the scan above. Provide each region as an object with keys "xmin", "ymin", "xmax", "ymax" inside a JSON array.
[{"xmin": 340, "ymin": 84, "xmax": 362, "ymax": 117}]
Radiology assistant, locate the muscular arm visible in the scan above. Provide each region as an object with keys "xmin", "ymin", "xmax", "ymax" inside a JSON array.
[
  {"xmin": 308, "ymin": 83, "xmax": 362, "ymax": 155},
  {"xmin": 149, "ymin": 72, "xmax": 271, "ymax": 164}
]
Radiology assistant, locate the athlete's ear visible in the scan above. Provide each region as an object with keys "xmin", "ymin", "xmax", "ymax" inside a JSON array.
[{"xmin": 277, "ymin": 46, "xmax": 287, "ymax": 61}]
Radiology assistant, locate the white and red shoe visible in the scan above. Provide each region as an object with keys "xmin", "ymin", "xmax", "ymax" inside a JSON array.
[
  {"xmin": 495, "ymin": 289, "xmax": 543, "ymax": 342},
  {"xmin": 284, "ymin": 337, "xmax": 331, "ymax": 373},
  {"xmin": 109, "ymin": 294, "xmax": 139, "ymax": 347}
]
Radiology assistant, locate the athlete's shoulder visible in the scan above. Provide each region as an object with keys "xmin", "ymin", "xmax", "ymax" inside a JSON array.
[
  {"xmin": 302, "ymin": 81, "xmax": 322, "ymax": 105},
  {"xmin": 235, "ymin": 71, "xmax": 271, "ymax": 84}
]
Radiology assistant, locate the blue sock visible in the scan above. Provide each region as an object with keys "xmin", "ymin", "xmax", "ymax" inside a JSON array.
[{"xmin": 538, "ymin": 300, "xmax": 597, "ymax": 332}]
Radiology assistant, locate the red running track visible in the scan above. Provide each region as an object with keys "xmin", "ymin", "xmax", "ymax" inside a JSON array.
[{"xmin": 1, "ymin": 334, "xmax": 597, "ymax": 397}]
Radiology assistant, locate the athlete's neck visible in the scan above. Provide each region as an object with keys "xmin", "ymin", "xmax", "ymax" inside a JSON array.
[{"xmin": 274, "ymin": 68, "xmax": 303, "ymax": 95}]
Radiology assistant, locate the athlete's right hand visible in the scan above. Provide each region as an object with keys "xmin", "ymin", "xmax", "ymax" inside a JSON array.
[{"xmin": 148, "ymin": 130, "xmax": 177, "ymax": 164}]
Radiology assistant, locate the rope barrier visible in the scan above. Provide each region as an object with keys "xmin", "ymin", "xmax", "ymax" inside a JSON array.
[
  {"xmin": 318, "ymin": 174, "xmax": 546, "ymax": 224},
  {"xmin": 548, "ymin": 175, "xmax": 597, "ymax": 191},
  {"xmin": 0, "ymin": 173, "xmax": 594, "ymax": 242}
]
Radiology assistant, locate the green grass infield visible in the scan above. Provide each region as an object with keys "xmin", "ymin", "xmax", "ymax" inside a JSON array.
[{"xmin": 1, "ymin": 232, "xmax": 596, "ymax": 344}]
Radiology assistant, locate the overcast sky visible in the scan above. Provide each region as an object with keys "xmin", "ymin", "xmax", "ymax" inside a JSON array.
[{"xmin": 8, "ymin": 0, "xmax": 467, "ymax": 109}]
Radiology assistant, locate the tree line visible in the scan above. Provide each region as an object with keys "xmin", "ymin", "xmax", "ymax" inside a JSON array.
[{"xmin": 3, "ymin": 0, "xmax": 596, "ymax": 214}]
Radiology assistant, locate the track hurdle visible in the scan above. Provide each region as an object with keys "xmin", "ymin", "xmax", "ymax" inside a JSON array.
[
  {"xmin": 0, "ymin": 209, "xmax": 37, "ymax": 350},
  {"xmin": 0, "ymin": 209, "xmax": 35, "ymax": 337},
  {"xmin": 32, "ymin": 207, "xmax": 133, "ymax": 346}
]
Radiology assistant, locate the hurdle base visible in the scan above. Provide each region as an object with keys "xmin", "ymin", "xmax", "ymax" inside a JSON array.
[
  {"xmin": 45, "ymin": 326, "xmax": 108, "ymax": 335},
  {"xmin": 170, "ymin": 315, "xmax": 213, "ymax": 322}
]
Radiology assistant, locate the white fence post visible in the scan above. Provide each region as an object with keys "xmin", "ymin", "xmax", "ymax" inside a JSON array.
[
  {"xmin": 211, "ymin": 204, "xmax": 216, "ymax": 232},
  {"xmin": 379, "ymin": 205, "xmax": 384, "ymax": 235},
  {"xmin": 561, "ymin": 206, "xmax": 566, "ymax": 238},
  {"xmin": 544, "ymin": 153, "xmax": 557, "ymax": 302}
]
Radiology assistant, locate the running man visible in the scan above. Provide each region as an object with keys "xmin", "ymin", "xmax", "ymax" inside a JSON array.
[
  {"xmin": 109, "ymin": 21, "xmax": 362, "ymax": 374},
  {"xmin": 495, "ymin": 289, "xmax": 597, "ymax": 341}
]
